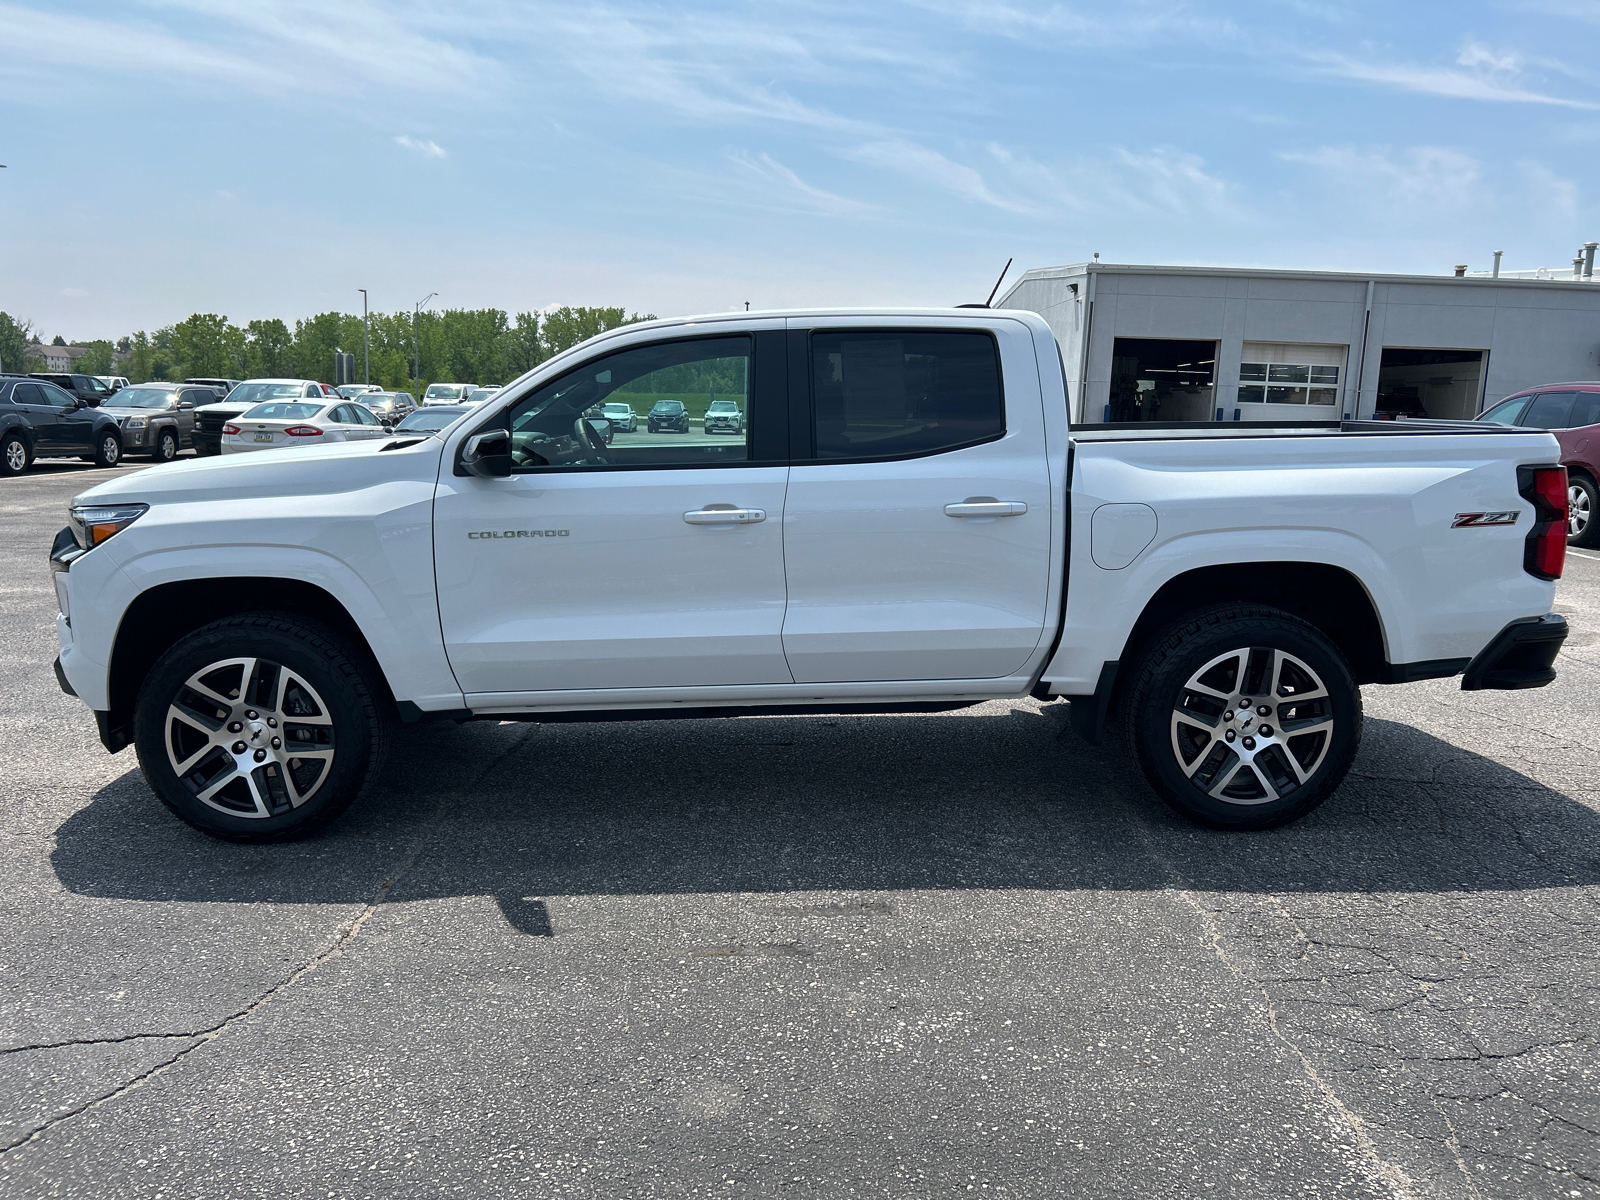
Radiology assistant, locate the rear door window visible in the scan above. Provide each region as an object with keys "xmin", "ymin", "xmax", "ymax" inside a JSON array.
[
  {"xmin": 807, "ymin": 330, "xmax": 1003, "ymax": 461},
  {"xmin": 1521, "ymin": 392, "xmax": 1576, "ymax": 429}
]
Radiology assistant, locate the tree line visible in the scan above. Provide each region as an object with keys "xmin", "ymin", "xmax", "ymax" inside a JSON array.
[{"xmin": 0, "ymin": 307, "xmax": 655, "ymax": 394}]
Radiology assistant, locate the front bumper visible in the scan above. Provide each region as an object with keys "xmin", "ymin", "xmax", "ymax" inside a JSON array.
[{"xmin": 1461, "ymin": 614, "xmax": 1568, "ymax": 690}]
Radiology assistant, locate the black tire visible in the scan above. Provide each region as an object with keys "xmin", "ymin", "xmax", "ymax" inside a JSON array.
[
  {"xmin": 0, "ymin": 431, "xmax": 28, "ymax": 477},
  {"xmin": 134, "ymin": 614, "xmax": 392, "ymax": 842},
  {"xmin": 1568, "ymin": 474, "xmax": 1600, "ymax": 548},
  {"xmin": 152, "ymin": 429, "xmax": 178, "ymax": 463},
  {"xmin": 93, "ymin": 431, "xmax": 122, "ymax": 468},
  {"xmin": 1123, "ymin": 604, "xmax": 1361, "ymax": 830}
]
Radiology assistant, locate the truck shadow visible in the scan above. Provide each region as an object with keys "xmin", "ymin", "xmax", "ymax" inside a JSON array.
[{"xmin": 50, "ymin": 707, "xmax": 1600, "ymax": 928}]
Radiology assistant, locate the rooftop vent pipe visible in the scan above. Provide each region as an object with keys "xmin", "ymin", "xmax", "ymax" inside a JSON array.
[
  {"xmin": 1585, "ymin": 241, "xmax": 1597, "ymax": 279},
  {"xmin": 1576, "ymin": 254, "xmax": 1585, "ymax": 280},
  {"xmin": 1454, "ymin": 264, "xmax": 1468, "ymax": 277},
  {"xmin": 1493, "ymin": 250, "xmax": 1503, "ymax": 279}
]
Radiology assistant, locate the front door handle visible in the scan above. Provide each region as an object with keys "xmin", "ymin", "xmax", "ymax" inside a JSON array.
[
  {"xmin": 944, "ymin": 500, "xmax": 1027, "ymax": 517},
  {"xmin": 684, "ymin": 507, "xmax": 766, "ymax": 525}
]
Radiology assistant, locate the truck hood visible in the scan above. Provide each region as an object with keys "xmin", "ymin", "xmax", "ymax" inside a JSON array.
[
  {"xmin": 97, "ymin": 406, "xmax": 170, "ymax": 419},
  {"xmin": 72, "ymin": 435, "xmax": 446, "ymax": 508}
]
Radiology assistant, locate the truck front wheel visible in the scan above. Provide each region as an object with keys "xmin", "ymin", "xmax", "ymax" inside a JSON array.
[
  {"xmin": 133, "ymin": 614, "xmax": 392, "ymax": 842},
  {"xmin": 1123, "ymin": 605, "xmax": 1361, "ymax": 830}
]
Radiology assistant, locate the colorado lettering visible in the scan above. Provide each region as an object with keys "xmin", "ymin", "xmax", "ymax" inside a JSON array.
[{"xmin": 468, "ymin": 530, "xmax": 570, "ymax": 539}]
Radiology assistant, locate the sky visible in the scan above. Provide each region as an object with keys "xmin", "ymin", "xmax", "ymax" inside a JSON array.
[{"xmin": 5, "ymin": 0, "xmax": 1600, "ymax": 340}]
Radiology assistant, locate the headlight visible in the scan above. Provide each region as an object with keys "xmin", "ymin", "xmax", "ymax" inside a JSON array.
[
  {"xmin": 68, "ymin": 502, "xmax": 148, "ymax": 550},
  {"xmin": 123, "ymin": 417, "xmax": 147, "ymax": 429}
]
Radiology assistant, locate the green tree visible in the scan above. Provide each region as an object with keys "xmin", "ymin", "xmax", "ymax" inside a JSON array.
[
  {"xmin": 0, "ymin": 312, "xmax": 44, "ymax": 374},
  {"xmin": 540, "ymin": 306, "xmax": 654, "ymax": 358},
  {"xmin": 171, "ymin": 313, "xmax": 245, "ymax": 379},
  {"xmin": 243, "ymin": 319, "xmax": 293, "ymax": 378},
  {"xmin": 50, "ymin": 334, "xmax": 66, "ymax": 346},
  {"xmin": 501, "ymin": 312, "xmax": 544, "ymax": 377},
  {"xmin": 75, "ymin": 340, "xmax": 116, "ymax": 374},
  {"xmin": 123, "ymin": 332, "xmax": 155, "ymax": 383}
]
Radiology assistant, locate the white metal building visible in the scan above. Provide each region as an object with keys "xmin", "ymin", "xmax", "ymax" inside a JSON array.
[{"xmin": 998, "ymin": 262, "xmax": 1600, "ymax": 425}]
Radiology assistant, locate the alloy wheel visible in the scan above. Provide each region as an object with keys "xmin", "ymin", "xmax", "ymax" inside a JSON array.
[
  {"xmin": 4, "ymin": 439, "xmax": 25, "ymax": 473},
  {"xmin": 1570, "ymin": 483, "xmax": 1591, "ymax": 538},
  {"xmin": 1169, "ymin": 646, "xmax": 1335, "ymax": 805},
  {"xmin": 164, "ymin": 656, "xmax": 336, "ymax": 818}
]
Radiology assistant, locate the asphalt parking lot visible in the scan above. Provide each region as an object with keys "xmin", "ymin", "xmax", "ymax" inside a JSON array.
[{"xmin": 2, "ymin": 457, "xmax": 1597, "ymax": 1199}]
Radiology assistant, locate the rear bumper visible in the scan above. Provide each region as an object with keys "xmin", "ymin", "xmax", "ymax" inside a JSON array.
[{"xmin": 1460, "ymin": 614, "xmax": 1568, "ymax": 691}]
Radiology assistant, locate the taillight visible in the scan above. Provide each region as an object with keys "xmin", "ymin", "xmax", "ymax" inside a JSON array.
[
  {"xmin": 222, "ymin": 423, "xmax": 240, "ymax": 435},
  {"xmin": 283, "ymin": 425, "xmax": 324, "ymax": 437},
  {"xmin": 1518, "ymin": 464, "xmax": 1568, "ymax": 580}
]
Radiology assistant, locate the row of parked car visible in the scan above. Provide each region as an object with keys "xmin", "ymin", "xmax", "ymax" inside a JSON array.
[{"xmin": 0, "ymin": 372, "xmax": 501, "ymax": 475}]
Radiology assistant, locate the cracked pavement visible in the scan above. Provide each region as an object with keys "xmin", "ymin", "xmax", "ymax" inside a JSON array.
[{"xmin": 2, "ymin": 461, "xmax": 1597, "ymax": 1198}]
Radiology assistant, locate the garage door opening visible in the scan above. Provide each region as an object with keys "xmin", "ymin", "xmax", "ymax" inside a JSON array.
[
  {"xmin": 1107, "ymin": 338, "xmax": 1217, "ymax": 422},
  {"xmin": 1376, "ymin": 348, "xmax": 1486, "ymax": 420}
]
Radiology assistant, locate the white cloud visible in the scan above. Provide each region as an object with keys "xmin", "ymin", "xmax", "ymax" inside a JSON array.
[
  {"xmin": 1111, "ymin": 148, "xmax": 1238, "ymax": 217},
  {"xmin": 395, "ymin": 135, "xmax": 447, "ymax": 159},
  {"xmin": 1308, "ymin": 50, "xmax": 1598, "ymax": 108},
  {"xmin": 1280, "ymin": 145, "xmax": 1482, "ymax": 210},
  {"xmin": 906, "ymin": 0, "xmax": 1236, "ymax": 47},
  {"xmin": 729, "ymin": 152, "xmax": 875, "ymax": 217},
  {"xmin": 848, "ymin": 139, "xmax": 1032, "ymax": 213}
]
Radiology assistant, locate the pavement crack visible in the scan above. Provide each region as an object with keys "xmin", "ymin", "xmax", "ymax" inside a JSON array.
[{"xmin": 0, "ymin": 780, "xmax": 465, "ymax": 1158}]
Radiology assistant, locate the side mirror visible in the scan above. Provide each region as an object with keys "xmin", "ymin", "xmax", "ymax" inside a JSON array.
[
  {"xmin": 457, "ymin": 429, "xmax": 512, "ymax": 478},
  {"xmin": 179, "ymin": 401, "xmax": 194, "ymax": 410}
]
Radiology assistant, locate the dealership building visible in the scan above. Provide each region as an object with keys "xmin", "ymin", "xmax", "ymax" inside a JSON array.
[{"xmin": 998, "ymin": 261, "xmax": 1600, "ymax": 425}]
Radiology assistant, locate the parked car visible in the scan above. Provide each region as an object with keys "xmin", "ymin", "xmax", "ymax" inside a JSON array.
[
  {"xmin": 52, "ymin": 308, "xmax": 1569, "ymax": 843},
  {"xmin": 30, "ymin": 372, "xmax": 117, "ymax": 408},
  {"xmin": 465, "ymin": 388, "xmax": 499, "ymax": 405},
  {"xmin": 184, "ymin": 377, "xmax": 238, "ymax": 398},
  {"xmin": 96, "ymin": 383, "xmax": 213, "ymax": 462},
  {"xmin": 193, "ymin": 379, "xmax": 331, "ymax": 457},
  {"xmin": 423, "ymin": 383, "xmax": 475, "ymax": 405},
  {"xmin": 95, "ymin": 376, "xmax": 131, "ymax": 393},
  {"xmin": 1373, "ymin": 389, "xmax": 1427, "ymax": 420},
  {"xmin": 1478, "ymin": 384, "xmax": 1600, "ymax": 546},
  {"xmin": 647, "ymin": 398, "xmax": 690, "ymax": 433},
  {"xmin": 600, "ymin": 401, "xmax": 637, "ymax": 432},
  {"xmin": 703, "ymin": 398, "xmax": 745, "ymax": 434},
  {"xmin": 221, "ymin": 399, "xmax": 390, "ymax": 454},
  {"xmin": 393, "ymin": 404, "xmax": 470, "ymax": 436},
  {"xmin": 335, "ymin": 384, "xmax": 382, "ymax": 400},
  {"xmin": 0, "ymin": 375, "xmax": 124, "ymax": 474},
  {"xmin": 360, "ymin": 391, "xmax": 418, "ymax": 426}
]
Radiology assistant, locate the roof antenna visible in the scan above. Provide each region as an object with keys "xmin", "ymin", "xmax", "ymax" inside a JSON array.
[
  {"xmin": 958, "ymin": 257, "xmax": 1013, "ymax": 309},
  {"xmin": 984, "ymin": 257, "xmax": 1013, "ymax": 306}
]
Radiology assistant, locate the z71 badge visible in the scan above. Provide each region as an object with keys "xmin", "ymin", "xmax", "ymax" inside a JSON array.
[{"xmin": 1452, "ymin": 512, "xmax": 1519, "ymax": 528}]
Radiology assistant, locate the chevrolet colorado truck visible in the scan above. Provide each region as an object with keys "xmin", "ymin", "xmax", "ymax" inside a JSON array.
[{"xmin": 49, "ymin": 309, "xmax": 1570, "ymax": 842}]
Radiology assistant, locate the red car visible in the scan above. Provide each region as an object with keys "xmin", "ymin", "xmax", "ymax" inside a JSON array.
[{"xmin": 1477, "ymin": 384, "xmax": 1600, "ymax": 546}]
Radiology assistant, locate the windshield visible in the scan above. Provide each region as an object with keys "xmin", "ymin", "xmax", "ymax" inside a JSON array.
[
  {"xmin": 652, "ymin": 401, "xmax": 684, "ymax": 413},
  {"xmin": 468, "ymin": 389, "xmax": 498, "ymax": 402},
  {"xmin": 425, "ymin": 384, "xmax": 465, "ymax": 398},
  {"xmin": 396, "ymin": 408, "xmax": 461, "ymax": 432},
  {"xmin": 602, "ymin": 403, "xmax": 631, "ymax": 414},
  {"xmin": 364, "ymin": 393, "xmax": 397, "ymax": 406},
  {"xmin": 113, "ymin": 387, "xmax": 178, "ymax": 410},
  {"xmin": 707, "ymin": 400, "xmax": 739, "ymax": 412},
  {"xmin": 228, "ymin": 383, "xmax": 308, "ymax": 406},
  {"xmin": 240, "ymin": 402, "xmax": 325, "ymax": 421},
  {"xmin": 336, "ymin": 385, "xmax": 372, "ymax": 398}
]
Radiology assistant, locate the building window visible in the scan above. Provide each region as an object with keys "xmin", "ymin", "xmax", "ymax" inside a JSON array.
[{"xmin": 1237, "ymin": 342, "xmax": 1346, "ymax": 406}]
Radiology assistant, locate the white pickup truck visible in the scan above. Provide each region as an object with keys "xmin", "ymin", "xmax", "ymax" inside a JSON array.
[{"xmin": 49, "ymin": 309, "xmax": 1570, "ymax": 841}]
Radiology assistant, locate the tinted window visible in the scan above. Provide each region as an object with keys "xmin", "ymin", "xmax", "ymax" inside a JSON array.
[
  {"xmin": 809, "ymin": 331, "xmax": 1003, "ymax": 461},
  {"xmin": 1478, "ymin": 396, "xmax": 1530, "ymax": 425},
  {"xmin": 38, "ymin": 382, "xmax": 76, "ymax": 407},
  {"xmin": 1569, "ymin": 393, "xmax": 1600, "ymax": 429},
  {"xmin": 502, "ymin": 336, "xmax": 754, "ymax": 471},
  {"xmin": 12, "ymin": 383, "xmax": 44, "ymax": 404},
  {"xmin": 241, "ymin": 402, "xmax": 323, "ymax": 421},
  {"xmin": 1522, "ymin": 392, "xmax": 1576, "ymax": 429}
]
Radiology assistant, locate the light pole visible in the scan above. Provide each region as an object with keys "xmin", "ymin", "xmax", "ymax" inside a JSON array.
[
  {"xmin": 358, "ymin": 288, "xmax": 370, "ymax": 386},
  {"xmin": 413, "ymin": 291, "xmax": 436, "ymax": 387}
]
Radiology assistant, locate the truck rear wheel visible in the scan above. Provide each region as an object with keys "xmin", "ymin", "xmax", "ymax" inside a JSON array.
[
  {"xmin": 1123, "ymin": 605, "xmax": 1361, "ymax": 830},
  {"xmin": 133, "ymin": 614, "xmax": 391, "ymax": 842}
]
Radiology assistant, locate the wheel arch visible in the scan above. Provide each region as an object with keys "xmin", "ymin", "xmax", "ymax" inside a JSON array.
[
  {"xmin": 1118, "ymin": 561, "xmax": 1389, "ymax": 696},
  {"xmin": 104, "ymin": 577, "xmax": 394, "ymax": 745}
]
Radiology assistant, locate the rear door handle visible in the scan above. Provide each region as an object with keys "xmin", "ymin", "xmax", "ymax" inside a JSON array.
[
  {"xmin": 683, "ymin": 507, "xmax": 766, "ymax": 525},
  {"xmin": 944, "ymin": 500, "xmax": 1027, "ymax": 517}
]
